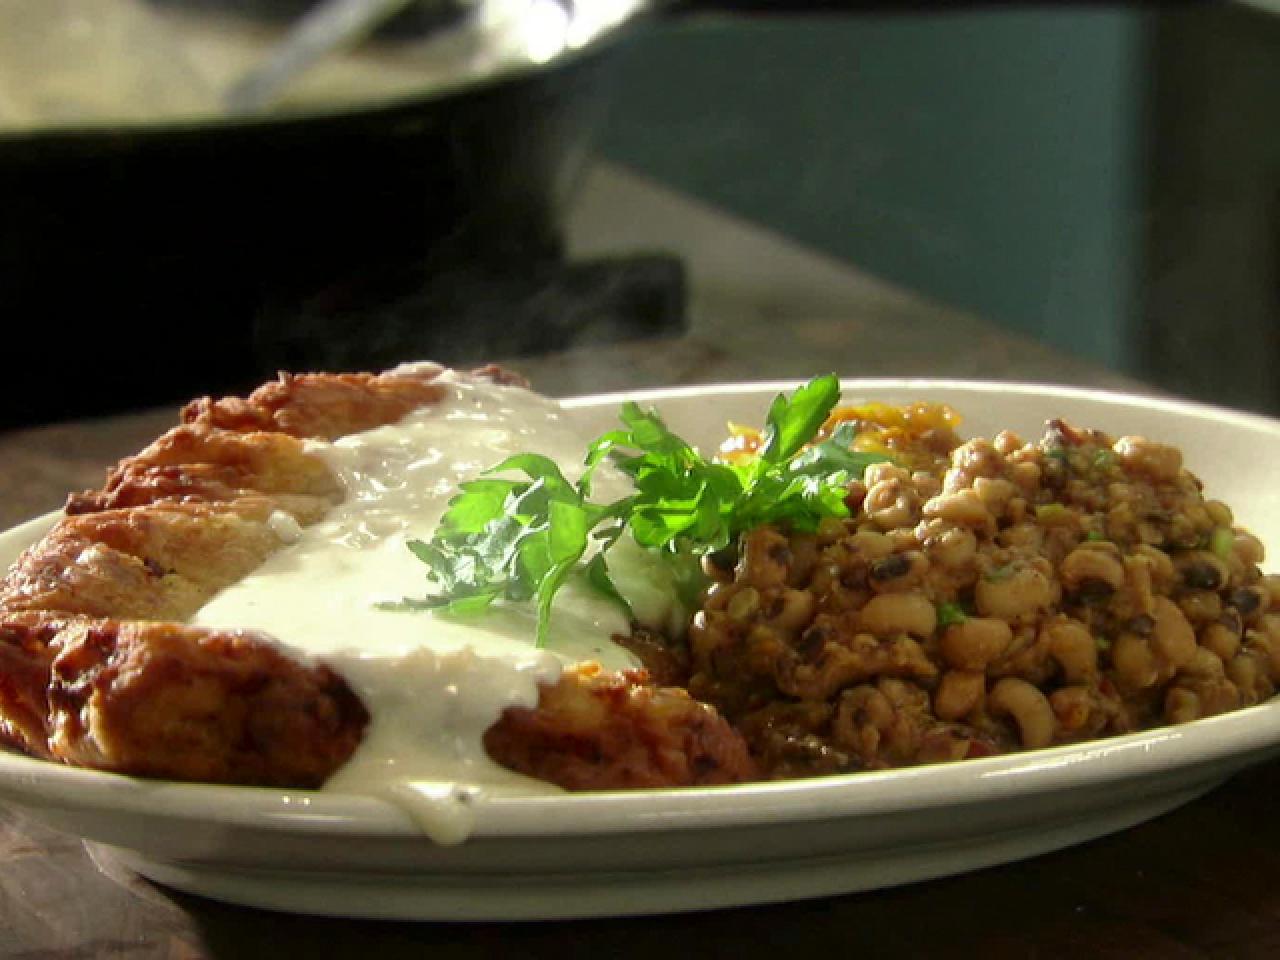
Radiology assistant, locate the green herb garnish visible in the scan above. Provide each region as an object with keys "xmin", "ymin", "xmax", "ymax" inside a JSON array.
[
  {"xmin": 1209, "ymin": 526, "xmax": 1235, "ymax": 561},
  {"xmin": 385, "ymin": 375, "xmax": 889, "ymax": 646},
  {"xmin": 936, "ymin": 601, "xmax": 968, "ymax": 628}
]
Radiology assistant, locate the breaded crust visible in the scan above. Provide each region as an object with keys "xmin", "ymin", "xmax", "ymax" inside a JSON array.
[
  {"xmin": 484, "ymin": 664, "xmax": 759, "ymax": 790},
  {"xmin": 0, "ymin": 613, "xmax": 367, "ymax": 788},
  {"xmin": 179, "ymin": 362, "xmax": 526, "ymax": 440},
  {"xmin": 0, "ymin": 363, "xmax": 475, "ymax": 786},
  {"xmin": 0, "ymin": 363, "xmax": 754, "ymax": 793}
]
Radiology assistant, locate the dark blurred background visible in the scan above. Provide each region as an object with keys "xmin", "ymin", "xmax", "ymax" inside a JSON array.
[
  {"xmin": 595, "ymin": 3, "xmax": 1280, "ymax": 413},
  {"xmin": 1, "ymin": 1, "xmax": 1276, "ymax": 423}
]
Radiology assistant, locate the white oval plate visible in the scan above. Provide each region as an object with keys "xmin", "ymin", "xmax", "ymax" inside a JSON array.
[{"xmin": 3, "ymin": 379, "xmax": 1280, "ymax": 921}]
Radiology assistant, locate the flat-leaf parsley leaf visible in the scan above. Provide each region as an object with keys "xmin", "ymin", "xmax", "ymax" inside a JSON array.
[{"xmin": 386, "ymin": 375, "xmax": 891, "ymax": 647}]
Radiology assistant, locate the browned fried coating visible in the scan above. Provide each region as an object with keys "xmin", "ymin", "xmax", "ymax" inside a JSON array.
[
  {"xmin": 2, "ymin": 499, "xmax": 309, "ymax": 621},
  {"xmin": 180, "ymin": 363, "xmax": 528, "ymax": 441},
  {"xmin": 484, "ymin": 664, "xmax": 758, "ymax": 790},
  {"xmin": 6, "ymin": 364, "xmax": 474, "ymax": 620},
  {"xmin": 66, "ymin": 427, "xmax": 341, "ymax": 515},
  {"xmin": 0, "ymin": 365, "xmax": 474, "ymax": 787},
  {"xmin": 0, "ymin": 617, "xmax": 59, "ymax": 757},
  {"xmin": 2, "ymin": 362, "xmax": 757, "ymax": 796},
  {"xmin": 0, "ymin": 613, "xmax": 367, "ymax": 788}
]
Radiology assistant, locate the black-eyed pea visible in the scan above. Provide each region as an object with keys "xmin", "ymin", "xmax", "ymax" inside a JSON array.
[
  {"xmin": 1059, "ymin": 545, "xmax": 1124, "ymax": 594},
  {"xmin": 934, "ymin": 670, "xmax": 985, "ymax": 721},
  {"xmin": 924, "ymin": 526, "xmax": 977, "ymax": 570},
  {"xmin": 864, "ymin": 478, "xmax": 920, "ymax": 530},
  {"xmin": 953, "ymin": 438, "xmax": 1004, "ymax": 477},
  {"xmin": 1137, "ymin": 521, "xmax": 1164, "ymax": 545},
  {"xmin": 1174, "ymin": 551, "xmax": 1229, "ymax": 591},
  {"xmin": 939, "ymin": 617, "xmax": 1013, "ymax": 671},
  {"xmin": 1178, "ymin": 590, "xmax": 1222, "ymax": 624},
  {"xmin": 1236, "ymin": 587, "xmax": 1267, "ymax": 624},
  {"xmin": 974, "ymin": 567, "xmax": 1053, "ymax": 624},
  {"xmin": 858, "ymin": 591, "xmax": 937, "ymax": 638},
  {"xmin": 864, "ymin": 461, "xmax": 910, "ymax": 488},
  {"xmin": 1133, "ymin": 545, "xmax": 1176, "ymax": 590},
  {"xmin": 1166, "ymin": 512, "xmax": 1202, "ymax": 550},
  {"xmin": 869, "ymin": 550, "xmax": 928, "ymax": 593},
  {"xmin": 1234, "ymin": 531, "xmax": 1266, "ymax": 567},
  {"xmin": 833, "ymin": 684, "xmax": 895, "ymax": 751},
  {"xmin": 1044, "ymin": 620, "xmax": 1097, "ymax": 681},
  {"xmin": 1111, "ymin": 633, "xmax": 1159, "ymax": 690},
  {"xmin": 999, "ymin": 522, "xmax": 1045, "ymax": 552},
  {"xmin": 1123, "ymin": 556, "xmax": 1157, "ymax": 617},
  {"xmin": 973, "ymin": 476, "xmax": 1017, "ymax": 514},
  {"xmin": 1114, "ymin": 436, "xmax": 1183, "ymax": 481},
  {"xmin": 1164, "ymin": 687, "xmax": 1201, "ymax": 724},
  {"xmin": 1149, "ymin": 595, "xmax": 1206, "ymax": 665},
  {"xmin": 988, "ymin": 677, "xmax": 1055, "ymax": 749},
  {"xmin": 886, "ymin": 529, "xmax": 921, "ymax": 553},
  {"xmin": 1226, "ymin": 652, "xmax": 1270, "ymax": 704},
  {"xmin": 922, "ymin": 489, "xmax": 993, "ymax": 530},
  {"xmin": 1201, "ymin": 622, "xmax": 1241, "ymax": 663},
  {"xmin": 1184, "ymin": 645, "xmax": 1227, "ymax": 681},
  {"xmin": 763, "ymin": 587, "xmax": 816, "ymax": 633},
  {"xmin": 848, "ymin": 530, "xmax": 896, "ymax": 560},
  {"xmin": 1182, "ymin": 502, "xmax": 1212, "ymax": 532},
  {"xmin": 725, "ymin": 587, "xmax": 761, "ymax": 622}
]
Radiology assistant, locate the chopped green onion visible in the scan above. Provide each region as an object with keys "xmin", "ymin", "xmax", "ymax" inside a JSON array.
[
  {"xmin": 936, "ymin": 601, "xmax": 968, "ymax": 628},
  {"xmin": 1209, "ymin": 526, "xmax": 1235, "ymax": 561}
]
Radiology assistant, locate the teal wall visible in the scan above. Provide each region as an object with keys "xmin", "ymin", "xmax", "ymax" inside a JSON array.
[{"xmin": 597, "ymin": 11, "xmax": 1145, "ymax": 370}]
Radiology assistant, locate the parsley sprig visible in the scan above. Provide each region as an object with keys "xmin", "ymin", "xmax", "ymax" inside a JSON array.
[{"xmin": 386, "ymin": 375, "xmax": 889, "ymax": 646}]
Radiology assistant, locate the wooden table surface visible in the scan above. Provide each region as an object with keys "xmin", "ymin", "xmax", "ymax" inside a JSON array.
[{"xmin": 3, "ymin": 166, "xmax": 1277, "ymax": 958}]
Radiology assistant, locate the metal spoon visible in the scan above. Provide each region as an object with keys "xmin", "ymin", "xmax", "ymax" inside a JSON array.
[{"xmin": 225, "ymin": 0, "xmax": 432, "ymax": 114}]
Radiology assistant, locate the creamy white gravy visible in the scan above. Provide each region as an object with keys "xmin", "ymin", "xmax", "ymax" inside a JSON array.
[{"xmin": 191, "ymin": 372, "xmax": 678, "ymax": 843}]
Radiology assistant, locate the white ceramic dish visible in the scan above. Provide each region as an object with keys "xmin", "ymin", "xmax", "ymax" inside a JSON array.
[{"xmin": 3, "ymin": 379, "xmax": 1280, "ymax": 921}]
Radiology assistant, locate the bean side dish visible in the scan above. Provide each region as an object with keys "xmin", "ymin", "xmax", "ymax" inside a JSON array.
[{"xmin": 644, "ymin": 404, "xmax": 1280, "ymax": 778}]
